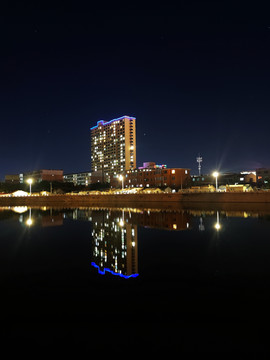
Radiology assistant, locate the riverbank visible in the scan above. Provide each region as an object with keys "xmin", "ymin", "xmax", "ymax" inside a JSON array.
[{"xmin": 1, "ymin": 191, "xmax": 270, "ymax": 208}]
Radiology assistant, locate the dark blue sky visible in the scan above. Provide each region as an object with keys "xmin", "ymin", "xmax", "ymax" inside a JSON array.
[{"xmin": 1, "ymin": 3, "xmax": 270, "ymax": 180}]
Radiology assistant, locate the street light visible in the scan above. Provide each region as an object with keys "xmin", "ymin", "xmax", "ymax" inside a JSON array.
[
  {"xmin": 118, "ymin": 175, "xmax": 124, "ymax": 190},
  {"xmin": 27, "ymin": 178, "xmax": 33, "ymax": 195},
  {"xmin": 212, "ymin": 171, "xmax": 219, "ymax": 192}
]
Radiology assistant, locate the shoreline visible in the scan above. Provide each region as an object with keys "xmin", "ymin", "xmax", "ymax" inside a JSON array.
[{"xmin": 0, "ymin": 192, "xmax": 270, "ymax": 210}]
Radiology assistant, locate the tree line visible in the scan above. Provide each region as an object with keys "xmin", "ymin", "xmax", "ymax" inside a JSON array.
[{"xmin": 0, "ymin": 181, "xmax": 110, "ymax": 194}]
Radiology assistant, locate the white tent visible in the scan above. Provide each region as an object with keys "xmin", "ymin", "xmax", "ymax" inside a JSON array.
[{"xmin": 12, "ymin": 190, "xmax": 29, "ymax": 197}]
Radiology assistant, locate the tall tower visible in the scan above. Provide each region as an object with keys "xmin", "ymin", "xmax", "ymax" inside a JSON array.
[
  {"xmin": 90, "ymin": 115, "xmax": 136, "ymax": 181},
  {"xmin": 196, "ymin": 154, "xmax": 202, "ymax": 176}
]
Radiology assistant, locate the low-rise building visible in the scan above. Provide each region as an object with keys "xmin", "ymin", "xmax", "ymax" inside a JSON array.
[
  {"xmin": 24, "ymin": 169, "xmax": 63, "ymax": 182},
  {"xmin": 64, "ymin": 172, "xmax": 91, "ymax": 186},
  {"xmin": 240, "ymin": 172, "xmax": 256, "ymax": 184},
  {"xmin": 124, "ymin": 162, "xmax": 190, "ymax": 189},
  {"xmin": 191, "ymin": 171, "xmax": 256, "ymax": 187},
  {"xmin": 256, "ymin": 168, "xmax": 270, "ymax": 185},
  {"xmin": 5, "ymin": 174, "xmax": 23, "ymax": 184},
  {"xmin": 5, "ymin": 170, "xmax": 63, "ymax": 183}
]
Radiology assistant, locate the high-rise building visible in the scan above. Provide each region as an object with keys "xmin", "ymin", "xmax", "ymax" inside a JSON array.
[{"xmin": 90, "ymin": 115, "xmax": 136, "ymax": 182}]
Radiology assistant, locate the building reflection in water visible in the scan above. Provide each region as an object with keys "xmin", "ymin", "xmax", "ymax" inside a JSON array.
[
  {"xmin": 91, "ymin": 210, "xmax": 139, "ymax": 279},
  {"xmin": 11, "ymin": 207, "xmax": 64, "ymax": 228},
  {"xmin": 90, "ymin": 208, "xmax": 191, "ymax": 279},
  {"xmin": 199, "ymin": 217, "xmax": 205, "ymax": 231},
  {"xmin": 5, "ymin": 205, "xmax": 269, "ymax": 279}
]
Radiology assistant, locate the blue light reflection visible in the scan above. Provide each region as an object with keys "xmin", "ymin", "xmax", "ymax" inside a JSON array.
[{"xmin": 91, "ymin": 262, "xmax": 139, "ymax": 279}]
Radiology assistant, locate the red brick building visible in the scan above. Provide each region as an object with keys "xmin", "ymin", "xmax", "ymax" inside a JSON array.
[{"xmin": 124, "ymin": 162, "xmax": 190, "ymax": 189}]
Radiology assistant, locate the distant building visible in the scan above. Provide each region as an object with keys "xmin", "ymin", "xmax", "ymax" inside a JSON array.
[
  {"xmin": 240, "ymin": 171, "xmax": 256, "ymax": 184},
  {"xmin": 64, "ymin": 172, "xmax": 91, "ymax": 186},
  {"xmin": 124, "ymin": 162, "xmax": 190, "ymax": 189},
  {"xmin": 5, "ymin": 174, "xmax": 23, "ymax": 184},
  {"xmin": 256, "ymin": 168, "xmax": 270, "ymax": 185},
  {"xmin": 191, "ymin": 174, "xmax": 212, "ymax": 186},
  {"xmin": 5, "ymin": 170, "xmax": 63, "ymax": 183},
  {"xmin": 24, "ymin": 170, "xmax": 63, "ymax": 183},
  {"xmin": 191, "ymin": 171, "xmax": 256, "ymax": 187},
  {"xmin": 90, "ymin": 115, "xmax": 136, "ymax": 183}
]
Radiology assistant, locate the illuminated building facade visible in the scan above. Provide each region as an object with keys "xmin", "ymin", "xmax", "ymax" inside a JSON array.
[
  {"xmin": 90, "ymin": 115, "xmax": 136, "ymax": 182},
  {"xmin": 125, "ymin": 162, "xmax": 191, "ymax": 189},
  {"xmin": 64, "ymin": 172, "xmax": 91, "ymax": 186}
]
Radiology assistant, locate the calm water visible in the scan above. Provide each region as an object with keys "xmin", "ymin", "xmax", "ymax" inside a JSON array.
[{"xmin": 1, "ymin": 206, "xmax": 270, "ymax": 353}]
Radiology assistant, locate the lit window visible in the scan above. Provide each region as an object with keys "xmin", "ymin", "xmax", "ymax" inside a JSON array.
[{"xmin": 172, "ymin": 169, "xmax": 175, "ymax": 174}]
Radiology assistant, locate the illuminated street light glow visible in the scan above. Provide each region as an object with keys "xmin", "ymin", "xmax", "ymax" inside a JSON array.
[
  {"xmin": 215, "ymin": 223, "xmax": 221, "ymax": 230},
  {"xmin": 214, "ymin": 211, "xmax": 221, "ymax": 231},
  {"xmin": 212, "ymin": 171, "xmax": 219, "ymax": 192},
  {"xmin": 118, "ymin": 174, "xmax": 124, "ymax": 190},
  {"xmin": 119, "ymin": 209, "xmax": 125, "ymax": 226},
  {"xmin": 26, "ymin": 218, "xmax": 33, "ymax": 226},
  {"xmin": 26, "ymin": 208, "xmax": 33, "ymax": 226},
  {"xmin": 27, "ymin": 178, "xmax": 33, "ymax": 195}
]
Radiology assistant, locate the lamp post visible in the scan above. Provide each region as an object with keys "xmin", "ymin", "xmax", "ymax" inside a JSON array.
[
  {"xmin": 119, "ymin": 175, "xmax": 124, "ymax": 190},
  {"xmin": 27, "ymin": 178, "xmax": 33, "ymax": 195},
  {"xmin": 212, "ymin": 171, "xmax": 219, "ymax": 192}
]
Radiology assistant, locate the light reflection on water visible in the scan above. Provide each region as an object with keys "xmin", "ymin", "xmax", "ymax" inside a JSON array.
[
  {"xmin": 0, "ymin": 205, "xmax": 270, "ymax": 280},
  {"xmin": 1, "ymin": 206, "xmax": 270, "ymax": 351}
]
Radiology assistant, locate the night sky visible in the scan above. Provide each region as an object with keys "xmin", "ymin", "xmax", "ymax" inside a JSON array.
[{"xmin": 1, "ymin": 3, "xmax": 270, "ymax": 180}]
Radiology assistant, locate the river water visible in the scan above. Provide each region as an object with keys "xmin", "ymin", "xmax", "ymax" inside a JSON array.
[{"xmin": 0, "ymin": 206, "xmax": 270, "ymax": 354}]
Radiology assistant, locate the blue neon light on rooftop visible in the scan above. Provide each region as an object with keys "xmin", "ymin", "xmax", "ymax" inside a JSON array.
[
  {"xmin": 90, "ymin": 115, "xmax": 136, "ymax": 130},
  {"xmin": 91, "ymin": 261, "xmax": 139, "ymax": 279}
]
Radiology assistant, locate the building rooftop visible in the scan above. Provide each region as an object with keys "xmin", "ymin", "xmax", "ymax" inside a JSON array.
[{"xmin": 90, "ymin": 115, "xmax": 136, "ymax": 130}]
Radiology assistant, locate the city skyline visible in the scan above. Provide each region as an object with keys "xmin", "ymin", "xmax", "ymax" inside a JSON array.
[{"xmin": 1, "ymin": 5, "xmax": 270, "ymax": 180}]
